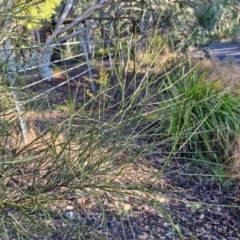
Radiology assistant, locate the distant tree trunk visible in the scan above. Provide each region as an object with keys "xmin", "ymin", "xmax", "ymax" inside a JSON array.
[
  {"xmin": 3, "ymin": 9, "xmax": 28, "ymax": 144},
  {"xmin": 34, "ymin": 29, "xmax": 54, "ymax": 81},
  {"xmin": 51, "ymin": 44, "xmax": 63, "ymax": 63},
  {"xmin": 37, "ymin": 0, "xmax": 114, "ymax": 81},
  {"xmin": 82, "ymin": 20, "xmax": 92, "ymax": 57},
  {"xmin": 38, "ymin": 47, "xmax": 54, "ymax": 81}
]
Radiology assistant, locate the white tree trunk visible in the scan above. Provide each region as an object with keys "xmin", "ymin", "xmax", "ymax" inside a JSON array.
[
  {"xmin": 3, "ymin": 24, "xmax": 28, "ymax": 144},
  {"xmin": 38, "ymin": 47, "xmax": 54, "ymax": 81},
  {"xmin": 37, "ymin": 0, "xmax": 114, "ymax": 80},
  {"xmin": 34, "ymin": 29, "xmax": 53, "ymax": 81}
]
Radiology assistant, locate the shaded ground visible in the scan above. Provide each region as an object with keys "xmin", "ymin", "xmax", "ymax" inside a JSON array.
[{"xmin": 51, "ymin": 158, "xmax": 240, "ymax": 239}]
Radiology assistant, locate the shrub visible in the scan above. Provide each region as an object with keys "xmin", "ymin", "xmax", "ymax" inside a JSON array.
[{"xmin": 155, "ymin": 66, "xmax": 240, "ymax": 162}]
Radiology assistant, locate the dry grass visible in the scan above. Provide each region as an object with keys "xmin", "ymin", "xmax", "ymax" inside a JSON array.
[
  {"xmin": 226, "ymin": 136, "xmax": 240, "ymax": 179},
  {"xmin": 189, "ymin": 49, "xmax": 240, "ymax": 91},
  {"xmin": 135, "ymin": 45, "xmax": 177, "ymax": 72}
]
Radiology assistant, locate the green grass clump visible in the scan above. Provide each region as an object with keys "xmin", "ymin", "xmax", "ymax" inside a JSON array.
[{"xmin": 157, "ymin": 66, "xmax": 240, "ymax": 162}]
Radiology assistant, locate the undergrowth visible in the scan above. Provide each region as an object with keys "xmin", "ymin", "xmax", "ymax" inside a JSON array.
[{"xmin": 147, "ymin": 62, "xmax": 240, "ymax": 165}]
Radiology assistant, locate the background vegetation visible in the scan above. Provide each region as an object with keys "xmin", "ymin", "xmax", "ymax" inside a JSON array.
[{"xmin": 0, "ymin": 0, "xmax": 240, "ymax": 239}]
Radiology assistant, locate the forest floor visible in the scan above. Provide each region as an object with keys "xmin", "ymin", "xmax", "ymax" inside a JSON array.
[{"xmin": 3, "ymin": 42, "xmax": 240, "ymax": 239}]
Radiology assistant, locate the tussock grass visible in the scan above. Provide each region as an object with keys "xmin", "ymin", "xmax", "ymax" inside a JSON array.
[{"xmin": 146, "ymin": 61, "xmax": 240, "ymax": 168}]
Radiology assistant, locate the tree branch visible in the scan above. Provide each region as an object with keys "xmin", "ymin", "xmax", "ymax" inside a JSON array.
[
  {"xmin": 54, "ymin": 0, "xmax": 74, "ymax": 31},
  {"xmin": 57, "ymin": 20, "xmax": 99, "ymax": 44},
  {"xmin": 46, "ymin": 0, "xmax": 115, "ymax": 44},
  {"xmin": 168, "ymin": 0, "xmax": 197, "ymax": 9}
]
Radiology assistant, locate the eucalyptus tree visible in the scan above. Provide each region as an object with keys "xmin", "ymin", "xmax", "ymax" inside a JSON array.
[
  {"xmin": 35, "ymin": 0, "xmax": 115, "ymax": 81},
  {"xmin": 1, "ymin": 0, "xmax": 240, "ymax": 81}
]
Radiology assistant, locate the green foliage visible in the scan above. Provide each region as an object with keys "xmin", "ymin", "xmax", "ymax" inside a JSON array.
[
  {"xmin": 156, "ymin": 0, "xmax": 240, "ymax": 49},
  {"xmin": 158, "ymin": 66, "xmax": 240, "ymax": 162},
  {"xmin": 14, "ymin": 0, "xmax": 62, "ymax": 29},
  {"xmin": 195, "ymin": 3, "xmax": 219, "ymax": 32},
  {"xmin": 147, "ymin": 35, "xmax": 171, "ymax": 55}
]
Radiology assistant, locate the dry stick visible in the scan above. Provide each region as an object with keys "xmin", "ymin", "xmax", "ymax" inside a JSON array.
[
  {"xmin": 107, "ymin": 42, "xmax": 113, "ymax": 71},
  {"xmin": 119, "ymin": 42, "xmax": 127, "ymax": 105},
  {"xmin": 1, "ymin": 2, "xmax": 28, "ymax": 145},
  {"xmin": 81, "ymin": 33, "xmax": 95, "ymax": 93},
  {"xmin": 124, "ymin": 41, "xmax": 131, "ymax": 82},
  {"xmin": 2, "ymin": 40, "xmax": 28, "ymax": 145},
  {"xmin": 11, "ymin": 91, "xmax": 28, "ymax": 145},
  {"xmin": 7, "ymin": 211, "xmax": 38, "ymax": 238}
]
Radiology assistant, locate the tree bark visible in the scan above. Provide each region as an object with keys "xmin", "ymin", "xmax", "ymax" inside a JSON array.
[
  {"xmin": 3, "ymin": 3, "xmax": 28, "ymax": 144},
  {"xmin": 38, "ymin": 0, "xmax": 115, "ymax": 80}
]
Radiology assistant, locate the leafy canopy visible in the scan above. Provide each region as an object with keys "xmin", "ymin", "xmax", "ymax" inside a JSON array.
[{"xmin": 14, "ymin": 0, "xmax": 62, "ymax": 29}]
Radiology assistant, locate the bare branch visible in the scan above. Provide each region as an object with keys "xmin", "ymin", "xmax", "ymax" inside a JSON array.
[
  {"xmin": 46, "ymin": 0, "xmax": 115, "ymax": 44},
  {"xmin": 54, "ymin": 0, "xmax": 74, "ymax": 31},
  {"xmin": 58, "ymin": 20, "xmax": 99, "ymax": 44},
  {"xmin": 168, "ymin": 0, "xmax": 197, "ymax": 9}
]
